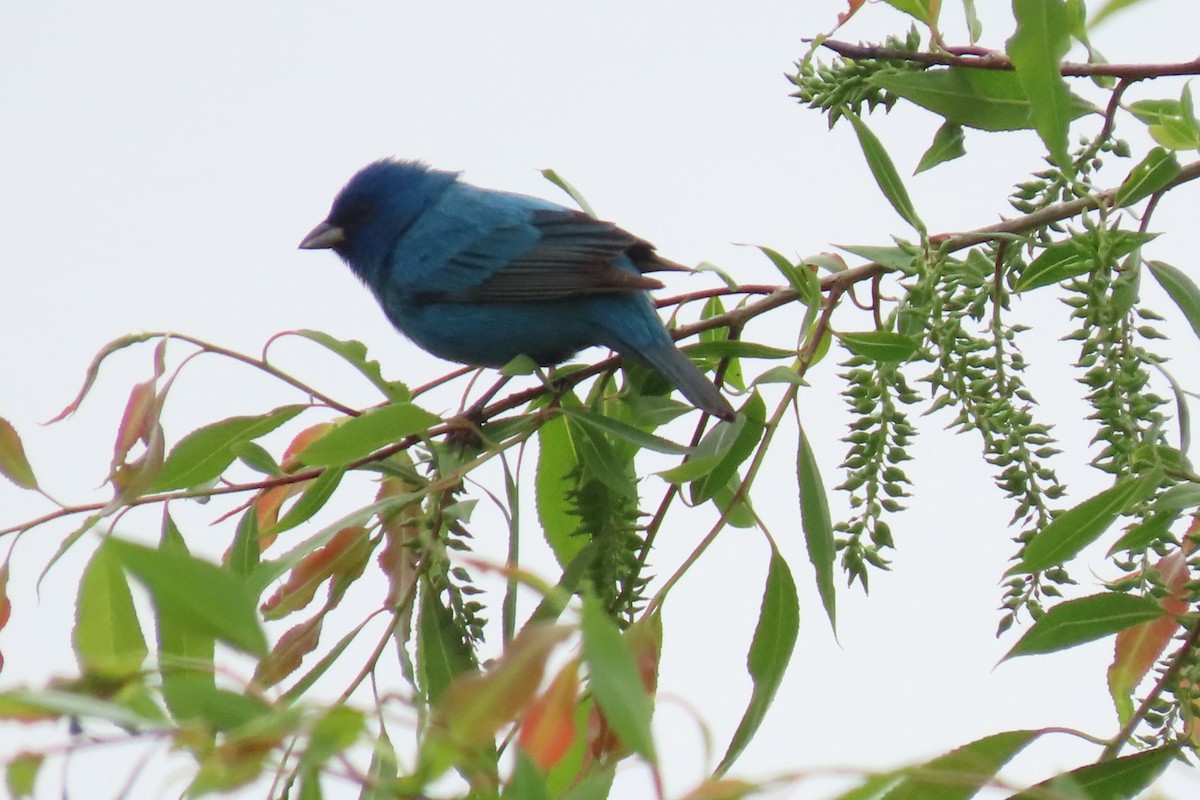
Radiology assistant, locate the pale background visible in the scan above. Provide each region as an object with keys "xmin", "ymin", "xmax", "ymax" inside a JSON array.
[{"xmin": 3, "ymin": 1, "xmax": 1200, "ymax": 798}]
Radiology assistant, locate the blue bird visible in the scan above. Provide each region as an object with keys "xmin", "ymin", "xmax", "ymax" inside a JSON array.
[{"xmin": 299, "ymin": 159, "xmax": 735, "ymax": 421}]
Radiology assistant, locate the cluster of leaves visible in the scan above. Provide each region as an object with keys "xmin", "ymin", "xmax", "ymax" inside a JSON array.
[{"xmin": 5, "ymin": 1, "xmax": 1200, "ymax": 799}]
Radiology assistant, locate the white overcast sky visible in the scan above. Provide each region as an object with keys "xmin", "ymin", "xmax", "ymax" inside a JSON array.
[{"xmin": 4, "ymin": 1, "xmax": 1200, "ymax": 798}]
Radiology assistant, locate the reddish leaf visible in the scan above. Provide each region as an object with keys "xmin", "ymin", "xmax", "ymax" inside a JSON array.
[
  {"xmin": 254, "ymin": 616, "xmax": 323, "ymax": 688},
  {"xmin": 518, "ymin": 659, "xmax": 581, "ymax": 770},
  {"xmin": 0, "ymin": 419, "xmax": 38, "ymax": 491},
  {"xmin": 111, "ymin": 379, "xmax": 158, "ymax": 472},
  {"xmin": 0, "ymin": 563, "xmax": 11, "ymax": 631},
  {"xmin": 261, "ymin": 527, "xmax": 368, "ymax": 619},
  {"xmin": 1109, "ymin": 530, "xmax": 1198, "ymax": 720}
]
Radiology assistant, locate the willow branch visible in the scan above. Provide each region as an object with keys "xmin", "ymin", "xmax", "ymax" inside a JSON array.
[{"xmin": 817, "ymin": 39, "xmax": 1200, "ymax": 80}]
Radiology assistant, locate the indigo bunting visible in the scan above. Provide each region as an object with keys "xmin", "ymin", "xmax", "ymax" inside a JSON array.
[{"xmin": 299, "ymin": 159, "xmax": 735, "ymax": 420}]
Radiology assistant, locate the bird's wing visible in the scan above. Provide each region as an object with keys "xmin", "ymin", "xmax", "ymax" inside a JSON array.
[{"xmin": 390, "ymin": 185, "xmax": 676, "ymax": 302}]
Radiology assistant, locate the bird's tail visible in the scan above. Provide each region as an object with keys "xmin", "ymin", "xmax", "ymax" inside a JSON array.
[{"xmin": 634, "ymin": 341, "xmax": 737, "ymax": 421}]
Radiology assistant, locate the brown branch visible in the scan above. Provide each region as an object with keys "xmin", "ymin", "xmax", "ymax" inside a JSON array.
[
  {"xmin": 8, "ymin": 160, "xmax": 1200, "ymax": 539},
  {"xmin": 817, "ymin": 39, "xmax": 1200, "ymax": 80}
]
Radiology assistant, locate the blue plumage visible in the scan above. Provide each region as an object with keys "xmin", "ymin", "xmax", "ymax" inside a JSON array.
[{"xmin": 300, "ymin": 159, "xmax": 734, "ymax": 420}]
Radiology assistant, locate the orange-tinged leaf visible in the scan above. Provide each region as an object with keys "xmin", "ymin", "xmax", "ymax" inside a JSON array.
[
  {"xmin": 381, "ymin": 479, "xmax": 429, "ymax": 609},
  {"xmin": 0, "ymin": 419, "xmax": 38, "ymax": 490},
  {"xmin": 518, "ymin": 660, "xmax": 581, "ymax": 770},
  {"xmin": 280, "ymin": 423, "xmax": 335, "ymax": 472},
  {"xmin": 1109, "ymin": 534, "xmax": 1197, "ymax": 721},
  {"xmin": 837, "ymin": 0, "xmax": 868, "ymax": 26},
  {"xmin": 435, "ymin": 623, "xmax": 571, "ymax": 747},
  {"xmin": 254, "ymin": 616, "xmax": 323, "ymax": 688},
  {"xmin": 253, "ymin": 482, "xmax": 308, "ymax": 537},
  {"xmin": 261, "ymin": 527, "xmax": 367, "ymax": 618}
]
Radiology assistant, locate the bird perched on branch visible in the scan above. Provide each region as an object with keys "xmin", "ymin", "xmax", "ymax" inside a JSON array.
[{"xmin": 299, "ymin": 159, "xmax": 735, "ymax": 421}]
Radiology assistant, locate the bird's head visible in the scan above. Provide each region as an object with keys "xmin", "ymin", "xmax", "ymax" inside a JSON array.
[{"xmin": 299, "ymin": 159, "xmax": 457, "ymax": 281}]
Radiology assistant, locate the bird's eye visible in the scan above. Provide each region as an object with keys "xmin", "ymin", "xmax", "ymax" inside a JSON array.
[{"xmin": 338, "ymin": 201, "xmax": 375, "ymax": 227}]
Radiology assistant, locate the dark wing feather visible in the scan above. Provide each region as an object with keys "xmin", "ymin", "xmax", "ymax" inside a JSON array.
[{"xmin": 448, "ymin": 208, "xmax": 668, "ymax": 303}]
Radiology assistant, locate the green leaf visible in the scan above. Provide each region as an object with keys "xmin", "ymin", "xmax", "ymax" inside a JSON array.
[
  {"xmin": 155, "ymin": 406, "xmax": 304, "ymax": 491},
  {"xmin": 269, "ymin": 466, "xmax": 346, "ymax": 536},
  {"xmin": 835, "ymin": 244, "xmax": 920, "ymax": 273},
  {"xmin": 1107, "ymin": 510, "xmax": 1178, "ymax": 556},
  {"xmin": 304, "ymin": 706, "xmax": 365, "ymax": 769},
  {"xmin": 1113, "ymin": 148, "xmax": 1180, "ymax": 208},
  {"xmin": 228, "ymin": 511, "xmax": 260, "ymax": 577},
  {"xmin": 0, "ymin": 418, "xmax": 37, "ymax": 490},
  {"xmin": 1007, "ymin": 0, "xmax": 1073, "ymax": 167},
  {"xmin": 880, "ymin": 730, "xmax": 1040, "ymax": 800},
  {"xmin": 1003, "ymin": 592, "xmax": 1165, "ymax": 659},
  {"xmin": 1148, "ymin": 260, "xmax": 1200, "ymax": 343},
  {"xmin": 6, "ymin": 752, "xmax": 42, "ymax": 799},
  {"xmin": 564, "ymin": 415, "xmax": 635, "ymax": 496},
  {"xmin": 839, "ymin": 331, "xmax": 920, "ymax": 363},
  {"xmin": 503, "ymin": 751, "xmax": 552, "ymax": 800},
  {"xmin": 108, "ymin": 539, "xmax": 267, "ymax": 656},
  {"xmin": 299, "ymin": 403, "xmax": 438, "ymax": 467},
  {"xmin": 562, "ymin": 408, "xmax": 690, "ymax": 455},
  {"xmin": 74, "ymin": 543, "xmax": 148, "ymax": 679},
  {"xmin": 1018, "ymin": 472, "xmax": 1161, "ymax": 572},
  {"xmin": 881, "ymin": 0, "xmax": 939, "ymax": 25},
  {"xmin": 716, "ymin": 548, "xmax": 799, "ymax": 775},
  {"xmin": 683, "ymin": 341, "xmax": 795, "ymax": 361},
  {"xmin": 1014, "ymin": 230, "xmax": 1156, "ymax": 293},
  {"xmin": 845, "ymin": 110, "xmax": 925, "ymax": 233},
  {"xmin": 417, "ymin": 582, "xmax": 477, "ymax": 705},
  {"xmin": 1090, "ymin": 0, "xmax": 1155, "ymax": 28},
  {"xmin": 580, "ymin": 593, "xmax": 656, "ymax": 762},
  {"xmin": 541, "ymin": 168, "xmax": 598, "ymax": 219},
  {"xmin": 1009, "ymin": 745, "xmax": 1177, "ymax": 800},
  {"xmin": 290, "ymin": 330, "xmax": 409, "ymax": 402},
  {"xmin": 869, "ymin": 68, "xmax": 1093, "ymax": 132},
  {"xmin": 536, "ymin": 415, "xmax": 586, "ymax": 567},
  {"xmin": 915, "ymin": 121, "xmax": 966, "ymax": 173},
  {"xmin": 689, "ymin": 393, "xmax": 766, "ymax": 505},
  {"xmin": 797, "ymin": 424, "xmax": 836, "ymax": 631}
]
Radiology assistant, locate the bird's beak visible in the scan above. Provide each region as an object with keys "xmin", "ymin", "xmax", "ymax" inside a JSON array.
[{"xmin": 299, "ymin": 221, "xmax": 345, "ymax": 250}]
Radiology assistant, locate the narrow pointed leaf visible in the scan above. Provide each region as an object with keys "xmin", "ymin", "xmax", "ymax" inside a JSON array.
[
  {"xmin": 869, "ymin": 68, "xmax": 1094, "ymax": 132},
  {"xmin": 1017, "ymin": 472, "xmax": 1160, "ymax": 572},
  {"xmin": 0, "ymin": 418, "xmax": 37, "ymax": 490},
  {"xmin": 108, "ymin": 539, "xmax": 267, "ymax": 656},
  {"xmin": 845, "ymin": 110, "xmax": 925, "ymax": 233},
  {"xmin": 536, "ymin": 414, "xmax": 586, "ymax": 566},
  {"xmin": 1007, "ymin": 0, "xmax": 1073, "ymax": 166},
  {"xmin": 915, "ymin": 121, "xmax": 966, "ymax": 174},
  {"xmin": 299, "ymin": 403, "xmax": 438, "ymax": 467},
  {"xmin": 797, "ymin": 424, "xmax": 836, "ymax": 630},
  {"xmin": 580, "ymin": 593, "xmax": 656, "ymax": 762},
  {"xmin": 155, "ymin": 406, "xmax": 304, "ymax": 491},
  {"xmin": 879, "ymin": 730, "xmax": 1040, "ymax": 800},
  {"xmin": 74, "ymin": 542, "xmax": 147, "ymax": 678},
  {"xmin": 1008, "ymin": 745, "xmax": 1177, "ymax": 800},
  {"xmin": 1003, "ymin": 592, "xmax": 1164, "ymax": 659},
  {"xmin": 1147, "ymin": 260, "xmax": 1200, "ymax": 342},
  {"xmin": 716, "ymin": 548, "xmax": 799, "ymax": 775},
  {"xmin": 290, "ymin": 330, "xmax": 409, "ymax": 402},
  {"xmin": 1113, "ymin": 148, "xmax": 1180, "ymax": 208},
  {"xmin": 839, "ymin": 331, "xmax": 920, "ymax": 363}
]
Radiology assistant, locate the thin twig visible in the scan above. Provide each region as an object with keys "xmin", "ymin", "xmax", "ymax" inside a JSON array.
[{"xmin": 816, "ymin": 39, "xmax": 1200, "ymax": 80}]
